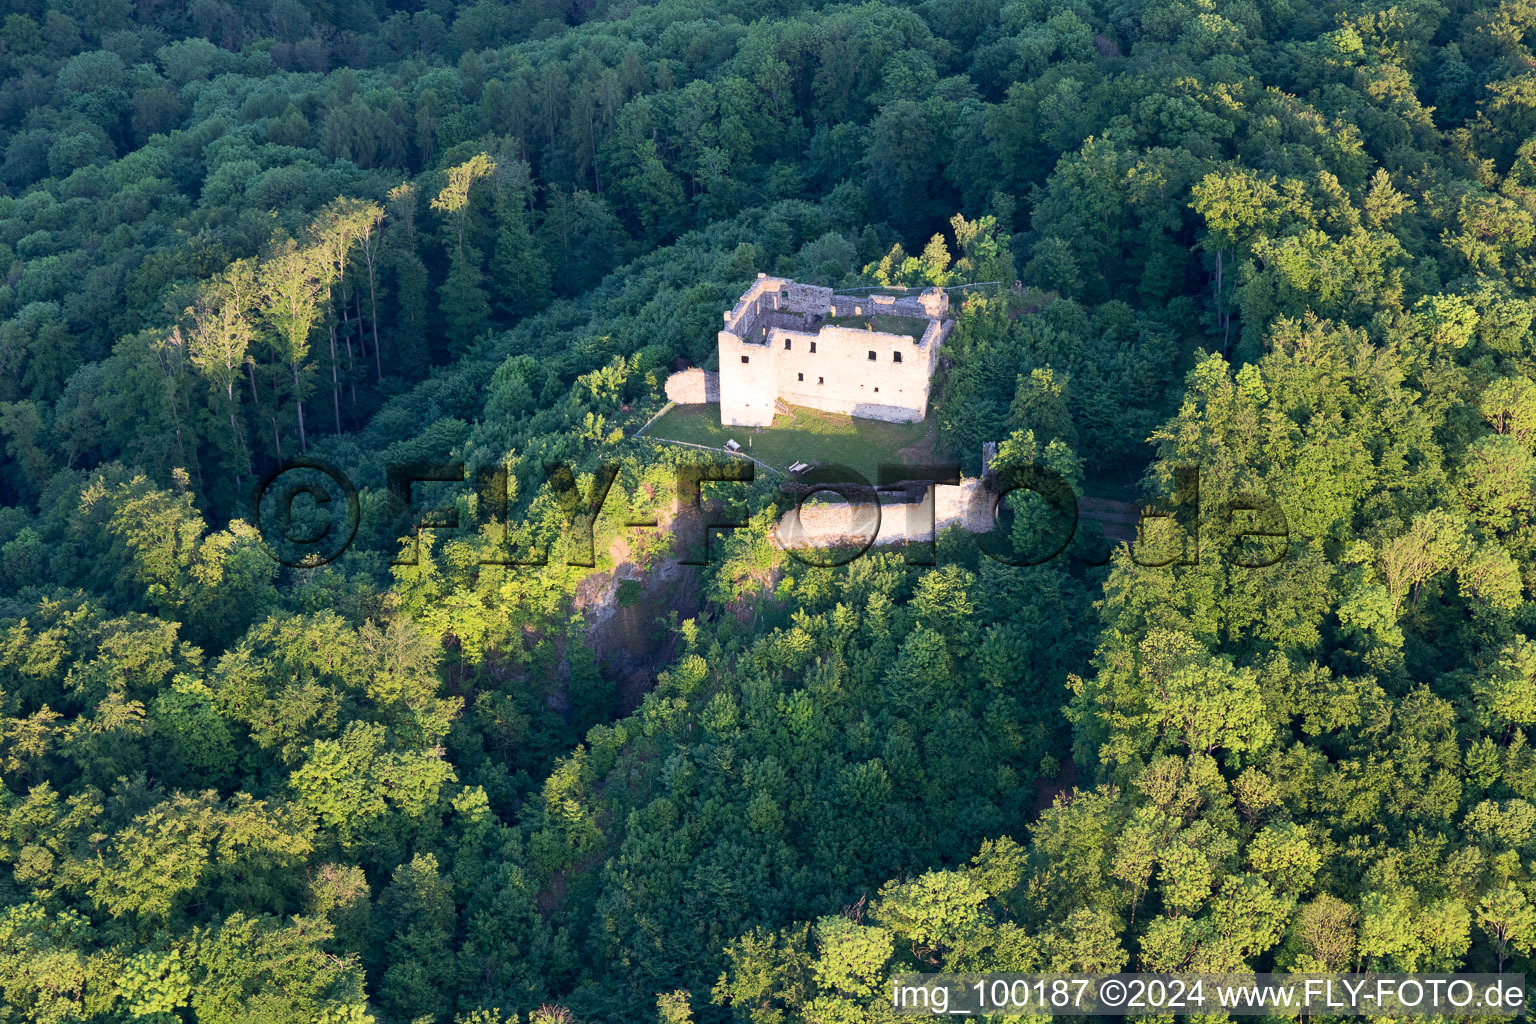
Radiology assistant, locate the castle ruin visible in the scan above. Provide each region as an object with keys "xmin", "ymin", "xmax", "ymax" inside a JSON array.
[{"xmin": 714, "ymin": 275, "xmax": 954, "ymax": 427}]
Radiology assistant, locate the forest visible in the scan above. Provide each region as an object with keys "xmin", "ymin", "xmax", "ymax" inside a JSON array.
[{"xmin": 2, "ymin": 0, "xmax": 1536, "ymax": 1020}]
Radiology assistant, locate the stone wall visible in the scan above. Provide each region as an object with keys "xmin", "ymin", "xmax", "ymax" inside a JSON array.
[
  {"xmin": 664, "ymin": 368, "xmax": 719, "ymax": 404},
  {"xmin": 773, "ymin": 479, "xmax": 996, "ymax": 549},
  {"xmin": 917, "ymin": 316, "xmax": 954, "ymax": 353},
  {"xmin": 781, "ymin": 280, "xmax": 836, "ymax": 310},
  {"xmin": 828, "ymin": 287, "xmax": 947, "ymax": 320},
  {"xmin": 917, "ymin": 288, "xmax": 949, "ymax": 318},
  {"xmin": 718, "ymin": 326, "xmax": 781, "ymax": 426},
  {"xmin": 724, "ymin": 275, "xmax": 834, "ymax": 339},
  {"xmin": 772, "ymin": 324, "xmax": 936, "ymax": 423}
]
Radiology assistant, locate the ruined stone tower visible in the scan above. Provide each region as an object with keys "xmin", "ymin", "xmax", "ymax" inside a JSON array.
[{"xmin": 715, "ymin": 275, "xmax": 953, "ymax": 428}]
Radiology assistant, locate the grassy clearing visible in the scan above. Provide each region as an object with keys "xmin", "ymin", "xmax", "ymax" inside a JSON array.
[
  {"xmin": 822, "ymin": 314, "xmax": 929, "ymax": 341},
  {"xmin": 646, "ymin": 402, "xmax": 939, "ymax": 479}
]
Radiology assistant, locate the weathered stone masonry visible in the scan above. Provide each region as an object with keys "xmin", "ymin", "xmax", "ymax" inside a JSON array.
[
  {"xmin": 663, "ymin": 367, "xmax": 719, "ymax": 404},
  {"xmin": 775, "ymin": 477, "xmax": 997, "ymax": 550},
  {"xmin": 714, "ymin": 275, "xmax": 954, "ymax": 427}
]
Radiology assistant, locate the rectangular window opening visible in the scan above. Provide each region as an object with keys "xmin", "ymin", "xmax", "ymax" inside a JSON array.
[
  {"xmin": 741, "ymin": 356, "xmax": 749, "ymax": 364},
  {"xmin": 797, "ymin": 372, "xmax": 803, "ymax": 381},
  {"xmin": 867, "ymin": 351, "xmax": 876, "ymax": 361},
  {"xmin": 818, "ymin": 377, "xmax": 824, "ymax": 384},
  {"xmin": 784, "ymin": 339, "xmax": 791, "ymax": 350},
  {"xmin": 893, "ymin": 351, "xmax": 902, "ymax": 363},
  {"xmin": 810, "ymin": 342, "xmax": 817, "ymax": 353}
]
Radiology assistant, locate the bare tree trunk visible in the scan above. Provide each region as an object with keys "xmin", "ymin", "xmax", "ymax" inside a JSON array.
[
  {"xmin": 292, "ymin": 361, "xmax": 307, "ymax": 451},
  {"xmin": 351, "ymin": 291, "xmax": 365, "ymax": 403},
  {"xmin": 341, "ymin": 296, "xmax": 356, "ymax": 381},
  {"xmin": 247, "ymin": 361, "xmax": 260, "ymax": 408},
  {"xmin": 558, "ymin": 195, "xmax": 572, "ymax": 294},
  {"xmin": 328, "ymin": 323, "xmax": 341, "ymax": 434},
  {"xmin": 1215, "ymin": 248, "xmax": 1231, "ymax": 354},
  {"xmin": 590, "ymin": 109, "xmax": 601, "ymax": 193},
  {"xmin": 367, "ymin": 255, "xmax": 382, "ymax": 380},
  {"xmin": 161, "ymin": 342, "xmax": 202, "ymax": 493},
  {"xmin": 226, "ymin": 381, "xmax": 245, "ymax": 486},
  {"xmin": 181, "ymin": 425, "xmax": 204, "ymax": 493},
  {"xmin": 271, "ymin": 414, "xmax": 284, "ymax": 460}
]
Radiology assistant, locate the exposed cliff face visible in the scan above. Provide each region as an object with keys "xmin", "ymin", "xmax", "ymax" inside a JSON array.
[{"xmin": 573, "ymin": 531, "xmax": 702, "ymax": 713}]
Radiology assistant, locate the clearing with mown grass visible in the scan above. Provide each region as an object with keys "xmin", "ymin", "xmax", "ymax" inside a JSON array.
[{"xmin": 645, "ymin": 401, "xmax": 940, "ymax": 479}]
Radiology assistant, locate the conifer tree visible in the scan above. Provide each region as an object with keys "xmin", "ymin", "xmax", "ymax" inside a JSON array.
[
  {"xmin": 490, "ymin": 160, "xmax": 552, "ymax": 322},
  {"xmin": 432, "ymin": 155, "xmax": 497, "ymax": 358},
  {"xmin": 440, "ymin": 246, "xmax": 493, "ymax": 356}
]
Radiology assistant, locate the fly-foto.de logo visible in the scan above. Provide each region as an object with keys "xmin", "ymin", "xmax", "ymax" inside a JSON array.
[{"xmin": 250, "ymin": 459, "xmax": 1290, "ymax": 570}]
